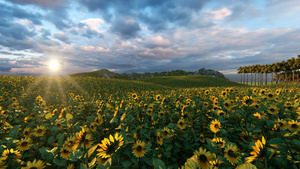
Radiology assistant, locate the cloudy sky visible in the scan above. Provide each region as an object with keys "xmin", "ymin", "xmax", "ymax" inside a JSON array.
[{"xmin": 0, "ymin": 0, "xmax": 300, "ymax": 80}]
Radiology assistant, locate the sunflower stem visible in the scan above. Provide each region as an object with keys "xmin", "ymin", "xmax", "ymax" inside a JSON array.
[
  {"xmin": 264, "ymin": 155, "xmax": 268, "ymax": 169},
  {"xmin": 279, "ymin": 131, "xmax": 299, "ymax": 169}
]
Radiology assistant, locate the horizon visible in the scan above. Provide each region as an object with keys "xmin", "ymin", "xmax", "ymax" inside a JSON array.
[{"xmin": 1, "ymin": 0, "xmax": 300, "ymax": 77}]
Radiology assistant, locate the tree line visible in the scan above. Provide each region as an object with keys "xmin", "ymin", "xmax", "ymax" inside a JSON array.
[{"xmin": 237, "ymin": 55, "xmax": 300, "ymax": 85}]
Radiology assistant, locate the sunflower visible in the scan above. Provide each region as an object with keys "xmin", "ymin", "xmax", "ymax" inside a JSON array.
[
  {"xmin": 242, "ymin": 96, "xmax": 256, "ymax": 106},
  {"xmin": 275, "ymin": 119, "xmax": 287, "ymax": 130},
  {"xmin": 199, "ymin": 134, "xmax": 205, "ymax": 143},
  {"xmin": 90, "ymin": 122, "xmax": 97, "ymax": 132},
  {"xmin": 55, "ymin": 122, "xmax": 63, "ymax": 129},
  {"xmin": 2, "ymin": 148, "xmax": 21, "ymax": 160},
  {"xmin": 224, "ymin": 144, "xmax": 241, "ymax": 165},
  {"xmin": 67, "ymin": 163, "xmax": 75, "ymax": 169},
  {"xmin": 12, "ymin": 102, "xmax": 19, "ymax": 109},
  {"xmin": 33, "ymin": 125, "xmax": 47, "ymax": 137},
  {"xmin": 76, "ymin": 127, "xmax": 89, "ymax": 145},
  {"xmin": 177, "ymin": 118, "xmax": 186, "ymax": 130},
  {"xmin": 246, "ymin": 136, "xmax": 266, "ymax": 163},
  {"xmin": 253, "ymin": 112, "xmax": 261, "ymax": 119},
  {"xmin": 240, "ymin": 131, "xmax": 253, "ymax": 143},
  {"xmin": 266, "ymin": 92, "xmax": 275, "ymax": 100},
  {"xmin": 63, "ymin": 136, "xmax": 78, "ymax": 152},
  {"xmin": 81, "ymin": 134, "xmax": 93, "ymax": 148},
  {"xmin": 132, "ymin": 140, "xmax": 147, "ymax": 158},
  {"xmin": 97, "ymin": 133, "xmax": 124, "ymax": 158},
  {"xmin": 21, "ymin": 159, "xmax": 46, "ymax": 169},
  {"xmin": 23, "ymin": 127, "xmax": 31, "ymax": 138},
  {"xmin": 194, "ymin": 147, "xmax": 214, "ymax": 169},
  {"xmin": 0, "ymin": 156, "xmax": 7, "ymax": 168},
  {"xmin": 97, "ymin": 156, "xmax": 111, "ymax": 166},
  {"xmin": 236, "ymin": 162, "xmax": 257, "ymax": 169},
  {"xmin": 95, "ymin": 115, "xmax": 104, "ymax": 125},
  {"xmin": 161, "ymin": 127, "xmax": 171, "ymax": 138},
  {"xmin": 210, "ymin": 119, "xmax": 221, "ymax": 133},
  {"xmin": 211, "ymin": 137, "xmax": 226, "ymax": 149},
  {"xmin": 287, "ymin": 120, "xmax": 300, "ymax": 132},
  {"xmin": 223, "ymin": 100, "xmax": 233, "ymax": 110},
  {"xmin": 156, "ymin": 131, "xmax": 163, "ymax": 146},
  {"xmin": 16, "ymin": 137, "xmax": 32, "ymax": 151},
  {"xmin": 60, "ymin": 148, "xmax": 72, "ymax": 159},
  {"xmin": 267, "ymin": 105, "xmax": 278, "ymax": 115}
]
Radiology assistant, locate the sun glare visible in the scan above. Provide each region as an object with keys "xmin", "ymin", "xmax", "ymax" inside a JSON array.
[{"xmin": 49, "ymin": 60, "xmax": 59, "ymax": 71}]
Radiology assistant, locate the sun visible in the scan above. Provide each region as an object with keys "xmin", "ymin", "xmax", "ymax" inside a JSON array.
[{"xmin": 49, "ymin": 60, "xmax": 59, "ymax": 71}]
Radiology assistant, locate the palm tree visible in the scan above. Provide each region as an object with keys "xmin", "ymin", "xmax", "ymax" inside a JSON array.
[
  {"xmin": 254, "ymin": 64, "xmax": 260, "ymax": 86},
  {"xmin": 237, "ymin": 67, "xmax": 243, "ymax": 83}
]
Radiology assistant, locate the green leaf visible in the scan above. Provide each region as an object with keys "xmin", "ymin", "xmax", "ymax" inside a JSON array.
[
  {"xmin": 47, "ymin": 136, "xmax": 56, "ymax": 145},
  {"xmin": 9, "ymin": 125, "xmax": 20, "ymax": 138},
  {"xmin": 122, "ymin": 160, "xmax": 132, "ymax": 168},
  {"xmin": 167, "ymin": 123, "xmax": 176, "ymax": 129},
  {"xmin": 146, "ymin": 142, "xmax": 152, "ymax": 152},
  {"xmin": 153, "ymin": 158, "xmax": 166, "ymax": 169},
  {"xmin": 292, "ymin": 139, "xmax": 300, "ymax": 147},
  {"xmin": 39, "ymin": 147, "xmax": 55, "ymax": 162},
  {"xmin": 50, "ymin": 126, "xmax": 58, "ymax": 133},
  {"xmin": 269, "ymin": 138, "xmax": 283, "ymax": 145},
  {"xmin": 69, "ymin": 149, "xmax": 84, "ymax": 162},
  {"xmin": 140, "ymin": 129, "xmax": 150, "ymax": 138},
  {"xmin": 53, "ymin": 157, "xmax": 67, "ymax": 167}
]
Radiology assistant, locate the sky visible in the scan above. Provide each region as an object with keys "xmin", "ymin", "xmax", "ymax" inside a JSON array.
[{"xmin": 0, "ymin": 0, "xmax": 300, "ymax": 81}]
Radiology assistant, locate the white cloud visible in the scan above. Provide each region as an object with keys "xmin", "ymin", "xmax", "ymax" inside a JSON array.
[{"xmin": 206, "ymin": 8, "xmax": 232, "ymax": 20}]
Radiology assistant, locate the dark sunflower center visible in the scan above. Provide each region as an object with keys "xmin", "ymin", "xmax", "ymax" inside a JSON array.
[
  {"xmin": 228, "ymin": 150, "xmax": 234, "ymax": 157},
  {"xmin": 279, "ymin": 122, "xmax": 284, "ymax": 127},
  {"xmin": 24, "ymin": 131, "xmax": 29, "ymax": 135},
  {"xmin": 163, "ymin": 131, "xmax": 168, "ymax": 135},
  {"xmin": 179, "ymin": 122, "xmax": 183, "ymax": 125},
  {"xmin": 137, "ymin": 145, "xmax": 142, "ymax": 151},
  {"xmin": 245, "ymin": 99, "xmax": 253, "ymax": 105},
  {"xmin": 106, "ymin": 142, "xmax": 118, "ymax": 155},
  {"xmin": 270, "ymin": 108, "xmax": 275, "ymax": 112},
  {"xmin": 214, "ymin": 124, "xmax": 219, "ymax": 128},
  {"xmin": 21, "ymin": 142, "xmax": 28, "ymax": 146},
  {"xmin": 63, "ymin": 149, "xmax": 69, "ymax": 153},
  {"xmin": 268, "ymin": 94, "xmax": 273, "ymax": 97},
  {"xmin": 199, "ymin": 154, "xmax": 207, "ymax": 162},
  {"xmin": 37, "ymin": 129, "xmax": 43, "ymax": 133},
  {"xmin": 291, "ymin": 124, "xmax": 298, "ymax": 129},
  {"xmin": 30, "ymin": 167, "xmax": 38, "ymax": 169},
  {"xmin": 225, "ymin": 103, "xmax": 229, "ymax": 107}
]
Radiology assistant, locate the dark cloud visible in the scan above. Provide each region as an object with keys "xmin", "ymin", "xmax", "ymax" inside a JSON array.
[
  {"xmin": 0, "ymin": 58, "xmax": 12, "ymax": 72},
  {"xmin": 7, "ymin": 0, "xmax": 68, "ymax": 9},
  {"xmin": 53, "ymin": 32, "xmax": 70, "ymax": 44},
  {"xmin": 0, "ymin": 3, "xmax": 43, "ymax": 25},
  {"xmin": 45, "ymin": 10, "xmax": 73, "ymax": 30},
  {"xmin": 81, "ymin": 29, "xmax": 104, "ymax": 39},
  {"xmin": 110, "ymin": 16, "xmax": 141, "ymax": 39}
]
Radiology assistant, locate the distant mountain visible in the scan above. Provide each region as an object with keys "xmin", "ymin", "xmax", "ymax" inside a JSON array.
[{"xmin": 70, "ymin": 68, "xmax": 229, "ymax": 80}]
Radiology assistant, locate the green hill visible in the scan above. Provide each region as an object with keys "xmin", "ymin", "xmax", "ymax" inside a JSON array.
[{"xmin": 138, "ymin": 75, "xmax": 245, "ymax": 88}]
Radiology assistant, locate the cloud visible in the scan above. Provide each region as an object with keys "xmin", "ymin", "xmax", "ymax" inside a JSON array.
[
  {"xmin": 110, "ymin": 16, "xmax": 141, "ymax": 39},
  {"xmin": 7, "ymin": 0, "xmax": 69, "ymax": 9},
  {"xmin": 144, "ymin": 36, "xmax": 171, "ymax": 48},
  {"xmin": 53, "ymin": 32, "xmax": 70, "ymax": 44}
]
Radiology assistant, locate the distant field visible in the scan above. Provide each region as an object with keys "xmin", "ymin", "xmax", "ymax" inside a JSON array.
[
  {"xmin": 1, "ymin": 75, "xmax": 299, "ymax": 169},
  {"xmin": 139, "ymin": 75, "xmax": 245, "ymax": 88}
]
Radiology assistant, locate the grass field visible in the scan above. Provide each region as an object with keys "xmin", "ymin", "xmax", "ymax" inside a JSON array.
[{"xmin": 0, "ymin": 75, "xmax": 299, "ymax": 169}]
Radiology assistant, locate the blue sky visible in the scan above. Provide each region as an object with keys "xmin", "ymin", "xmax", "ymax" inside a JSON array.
[{"xmin": 0, "ymin": 0, "xmax": 300, "ymax": 81}]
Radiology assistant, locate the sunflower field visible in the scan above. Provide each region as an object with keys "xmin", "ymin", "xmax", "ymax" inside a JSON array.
[{"xmin": 0, "ymin": 75, "xmax": 300, "ymax": 169}]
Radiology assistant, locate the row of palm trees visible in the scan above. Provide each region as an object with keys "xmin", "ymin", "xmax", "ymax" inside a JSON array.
[{"xmin": 237, "ymin": 55, "xmax": 300, "ymax": 85}]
